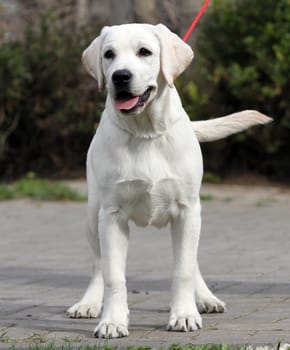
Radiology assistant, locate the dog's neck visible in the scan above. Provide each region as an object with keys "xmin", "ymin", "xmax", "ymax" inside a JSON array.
[{"xmin": 106, "ymin": 85, "xmax": 184, "ymax": 139}]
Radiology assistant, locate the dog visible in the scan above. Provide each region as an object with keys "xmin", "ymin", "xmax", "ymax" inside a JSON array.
[{"xmin": 67, "ymin": 23, "xmax": 272, "ymax": 338}]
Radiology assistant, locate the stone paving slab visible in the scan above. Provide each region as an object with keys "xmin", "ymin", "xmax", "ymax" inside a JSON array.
[{"xmin": 0, "ymin": 183, "xmax": 290, "ymax": 347}]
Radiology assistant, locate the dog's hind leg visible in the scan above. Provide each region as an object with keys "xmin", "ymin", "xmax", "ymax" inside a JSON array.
[
  {"xmin": 67, "ymin": 205, "xmax": 104, "ymax": 319},
  {"xmin": 194, "ymin": 261, "xmax": 226, "ymax": 314}
]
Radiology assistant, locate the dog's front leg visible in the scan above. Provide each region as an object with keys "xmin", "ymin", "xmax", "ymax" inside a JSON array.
[
  {"xmin": 94, "ymin": 209, "xmax": 130, "ymax": 338},
  {"xmin": 168, "ymin": 199, "xmax": 202, "ymax": 332}
]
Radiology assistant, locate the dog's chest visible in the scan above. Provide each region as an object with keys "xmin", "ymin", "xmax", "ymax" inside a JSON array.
[
  {"xmin": 112, "ymin": 177, "xmax": 193, "ymax": 227},
  {"xmin": 96, "ymin": 123, "xmax": 202, "ymax": 227}
]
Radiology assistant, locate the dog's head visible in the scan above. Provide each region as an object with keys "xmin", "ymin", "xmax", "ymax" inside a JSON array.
[{"xmin": 82, "ymin": 24, "xmax": 193, "ymax": 115}]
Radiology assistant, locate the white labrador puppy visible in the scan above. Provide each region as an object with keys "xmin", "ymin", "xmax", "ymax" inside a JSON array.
[{"xmin": 67, "ymin": 23, "xmax": 271, "ymax": 338}]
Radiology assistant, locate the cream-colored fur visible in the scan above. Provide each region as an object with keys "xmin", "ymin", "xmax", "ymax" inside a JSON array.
[{"xmin": 67, "ymin": 23, "xmax": 272, "ymax": 338}]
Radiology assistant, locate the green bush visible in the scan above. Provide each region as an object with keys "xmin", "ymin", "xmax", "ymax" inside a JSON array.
[
  {"xmin": 0, "ymin": 10, "xmax": 104, "ymax": 179},
  {"xmin": 180, "ymin": 0, "xmax": 290, "ymax": 180}
]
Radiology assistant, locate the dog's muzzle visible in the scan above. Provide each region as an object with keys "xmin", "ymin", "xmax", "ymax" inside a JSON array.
[{"xmin": 111, "ymin": 70, "xmax": 154, "ymax": 113}]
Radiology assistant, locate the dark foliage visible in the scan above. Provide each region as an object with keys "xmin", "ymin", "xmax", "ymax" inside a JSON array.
[
  {"xmin": 0, "ymin": 10, "xmax": 104, "ymax": 179},
  {"xmin": 180, "ymin": 0, "xmax": 290, "ymax": 180}
]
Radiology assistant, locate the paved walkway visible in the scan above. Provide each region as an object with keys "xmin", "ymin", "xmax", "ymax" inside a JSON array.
[{"xmin": 1, "ymin": 183, "xmax": 290, "ymax": 348}]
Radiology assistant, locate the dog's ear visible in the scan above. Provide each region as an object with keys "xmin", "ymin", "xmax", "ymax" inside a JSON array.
[
  {"xmin": 154, "ymin": 24, "xmax": 194, "ymax": 87},
  {"xmin": 82, "ymin": 26, "xmax": 110, "ymax": 91}
]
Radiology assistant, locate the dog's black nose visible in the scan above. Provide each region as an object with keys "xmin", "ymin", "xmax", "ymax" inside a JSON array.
[{"xmin": 112, "ymin": 69, "xmax": 132, "ymax": 87}]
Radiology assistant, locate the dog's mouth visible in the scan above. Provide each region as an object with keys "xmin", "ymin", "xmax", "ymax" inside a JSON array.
[{"xmin": 114, "ymin": 87, "xmax": 154, "ymax": 113}]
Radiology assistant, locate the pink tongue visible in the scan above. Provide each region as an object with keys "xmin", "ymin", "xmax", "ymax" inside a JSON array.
[{"xmin": 115, "ymin": 96, "xmax": 139, "ymax": 110}]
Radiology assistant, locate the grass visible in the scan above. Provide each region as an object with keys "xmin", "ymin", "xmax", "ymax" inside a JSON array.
[
  {"xmin": 4, "ymin": 345, "xmax": 290, "ymax": 350},
  {"xmin": 1, "ymin": 344, "xmax": 251, "ymax": 350},
  {"xmin": 255, "ymin": 197, "xmax": 276, "ymax": 207},
  {"xmin": 0, "ymin": 173, "xmax": 86, "ymax": 201},
  {"xmin": 4, "ymin": 344, "xmax": 289, "ymax": 350},
  {"xmin": 203, "ymin": 172, "xmax": 222, "ymax": 184},
  {"xmin": 0, "ymin": 329, "xmax": 9, "ymax": 343},
  {"xmin": 0, "ymin": 332, "xmax": 288, "ymax": 350},
  {"xmin": 200, "ymin": 193, "xmax": 214, "ymax": 201}
]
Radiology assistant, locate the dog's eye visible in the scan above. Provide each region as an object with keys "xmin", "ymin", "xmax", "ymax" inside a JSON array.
[
  {"xmin": 104, "ymin": 50, "xmax": 115, "ymax": 59},
  {"xmin": 138, "ymin": 47, "xmax": 152, "ymax": 57}
]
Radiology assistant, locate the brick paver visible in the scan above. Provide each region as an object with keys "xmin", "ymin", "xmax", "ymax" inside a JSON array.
[{"xmin": 1, "ymin": 183, "xmax": 290, "ymax": 347}]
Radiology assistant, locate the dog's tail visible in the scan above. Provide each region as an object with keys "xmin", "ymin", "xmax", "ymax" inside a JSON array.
[{"xmin": 192, "ymin": 110, "xmax": 272, "ymax": 142}]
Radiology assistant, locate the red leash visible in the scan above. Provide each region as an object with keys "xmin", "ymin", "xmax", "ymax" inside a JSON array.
[{"xmin": 182, "ymin": 0, "xmax": 211, "ymax": 42}]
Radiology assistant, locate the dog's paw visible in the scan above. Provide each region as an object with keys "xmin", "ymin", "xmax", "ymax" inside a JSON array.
[
  {"xmin": 196, "ymin": 295, "xmax": 226, "ymax": 314},
  {"xmin": 67, "ymin": 302, "xmax": 101, "ymax": 318},
  {"xmin": 167, "ymin": 311, "xmax": 202, "ymax": 332},
  {"xmin": 94, "ymin": 322, "xmax": 129, "ymax": 338}
]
